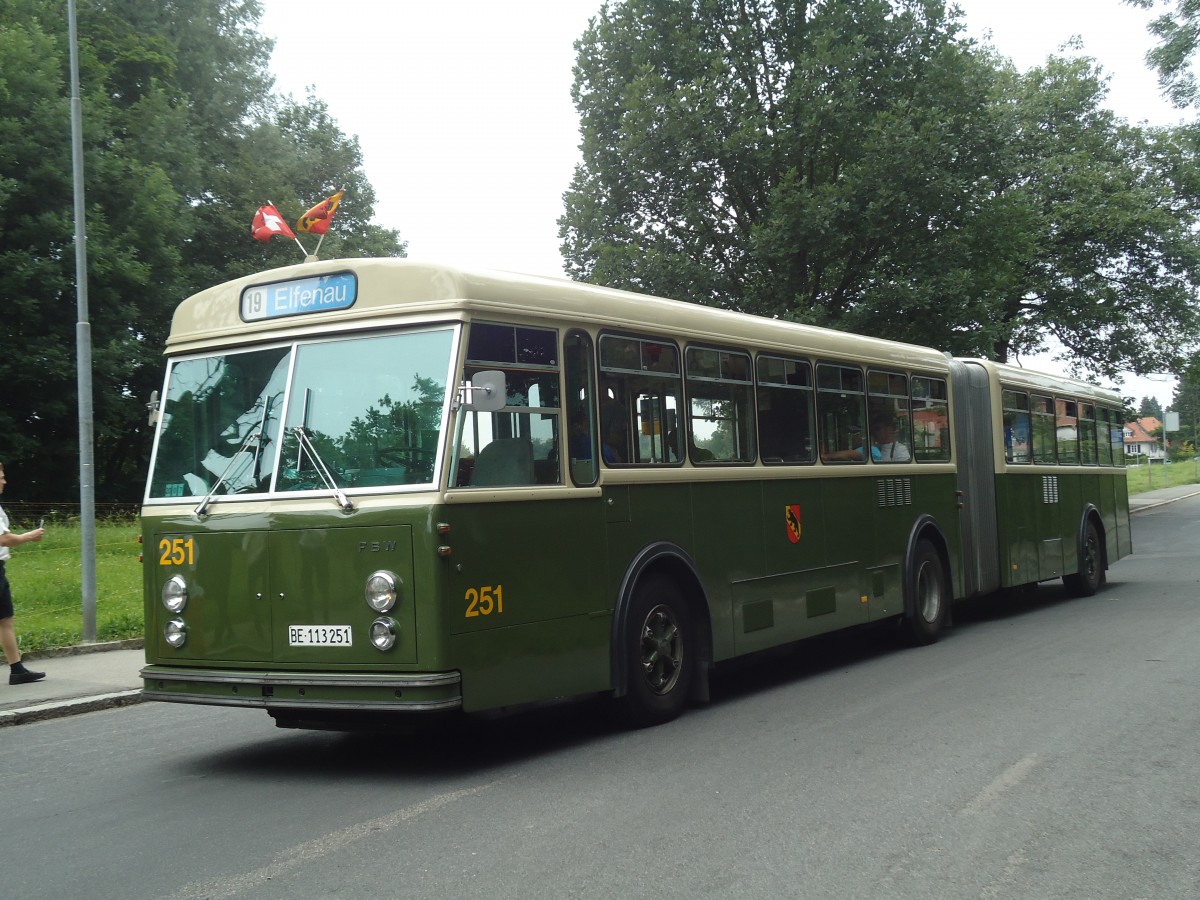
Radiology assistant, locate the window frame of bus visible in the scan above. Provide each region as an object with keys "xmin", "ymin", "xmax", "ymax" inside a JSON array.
[
  {"xmin": 756, "ymin": 355, "xmax": 815, "ymax": 465},
  {"xmin": 1002, "ymin": 389, "xmax": 1032, "ymax": 464},
  {"xmin": 1030, "ymin": 393, "xmax": 1057, "ymax": 464},
  {"xmin": 684, "ymin": 345, "xmax": 756, "ymax": 465},
  {"xmin": 910, "ymin": 374, "xmax": 951, "ymax": 462},
  {"xmin": 1104, "ymin": 406, "xmax": 1125, "ymax": 465},
  {"xmin": 453, "ymin": 321, "xmax": 562, "ymax": 488},
  {"xmin": 564, "ymin": 329, "xmax": 599, "ymax": 486},
  {"xmin": 598, "ymin": 333, "xmax": 684, "ymax": 466},
  {"xmin": 1056, "ymin": 397, "xmax": 1081, "ymax": 464},
  {"xmin": 866, "ymin": 369, "xmax": 912, "ymax": 464},
  {"xmin": 817, "ymin": 362, "xmax": 867, "ymax": 464},
  {"xmin": 1078, "ymin": 402, "xmax": 1098, "ymax": 465}
]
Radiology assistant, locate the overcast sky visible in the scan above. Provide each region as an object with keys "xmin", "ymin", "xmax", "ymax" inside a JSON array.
[{"xmin": 257, "ymin": 0, "xmax": 1183, "ymax": 406}]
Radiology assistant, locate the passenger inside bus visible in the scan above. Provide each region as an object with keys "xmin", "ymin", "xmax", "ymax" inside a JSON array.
[{"xmin": 825, "ymin": 413, "xmax": 909, "ymax": 462}]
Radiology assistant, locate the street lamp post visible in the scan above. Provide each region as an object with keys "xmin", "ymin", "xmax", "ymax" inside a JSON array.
[{"xmin": 67, "ymin": 0, "xmax": 97, "ymax": 642}]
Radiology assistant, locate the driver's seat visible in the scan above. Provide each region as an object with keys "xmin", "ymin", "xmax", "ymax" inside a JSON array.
[{"xmin": 471, "ymin": 438, "xmax": 535, "ymax": 487}]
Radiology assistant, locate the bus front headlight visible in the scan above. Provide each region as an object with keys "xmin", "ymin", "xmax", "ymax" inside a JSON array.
[
  {"xmin": 164, "ymin": 617, "xmax": 187, "ymax": 648},
  {"xmin": 369, "ymin": 617, "xmax": 398, "ymax": 651},
  {"xmin": 364, "ymin": 570, "xmax": 399, "ymax": 612},
  {"xmin": 162, "ymin": 575, "xmax": 188, "ymax": 613}
]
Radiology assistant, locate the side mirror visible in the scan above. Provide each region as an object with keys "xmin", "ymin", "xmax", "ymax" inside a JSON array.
[{"xmin": 457, "ymin": 370, "xmax": 506, "ymax": 412}]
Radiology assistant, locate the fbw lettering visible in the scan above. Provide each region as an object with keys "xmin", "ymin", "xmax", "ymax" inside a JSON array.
[{"xmin": 358, "ymin": 540, "xmax": 398, "ymax": 552}]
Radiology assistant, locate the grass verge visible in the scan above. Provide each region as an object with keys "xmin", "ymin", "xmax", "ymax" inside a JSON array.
[{"xmin": 5, "ymin": 518, "xmax": 142, "ymax": 655}]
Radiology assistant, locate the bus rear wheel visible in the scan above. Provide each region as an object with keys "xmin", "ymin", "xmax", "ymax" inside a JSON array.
[
  {"xmin": 619, "ymin": 575, "xmax": 694, "ymax": 728},
  {"xmin": 1064, "ymin": 519, "xmax": 1103, "ymax": 597},
  {"xmin": 902, "ymin": 539, "xmax": 948, "ymax": 646}
]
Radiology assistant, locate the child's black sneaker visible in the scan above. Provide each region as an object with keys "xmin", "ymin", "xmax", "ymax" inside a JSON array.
[{"xmin": 9, "ymin": 669, "xmax": 45, "ymax": 685}]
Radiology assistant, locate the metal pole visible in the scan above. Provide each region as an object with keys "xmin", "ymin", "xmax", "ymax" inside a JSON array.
[{"xmin": 67, "ymin": 0, "xmax": 97, "ymax": 642}]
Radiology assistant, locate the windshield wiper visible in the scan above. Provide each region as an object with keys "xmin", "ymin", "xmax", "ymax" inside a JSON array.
[
  {"xmin": 193, "ymin": 428, "xmax": 264, "ymax": 519},
  {"xmin": 291, "ymin": 426, "xmax": 354, "ymax": 512}
]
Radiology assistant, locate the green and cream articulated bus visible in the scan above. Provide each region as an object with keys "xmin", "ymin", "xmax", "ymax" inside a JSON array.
[{"xmin": 140, "ymin": 259, "xmax": 1131, "ymax": 729}]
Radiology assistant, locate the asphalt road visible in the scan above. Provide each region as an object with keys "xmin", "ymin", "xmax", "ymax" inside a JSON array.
[{"xmin": 6, "ymin": 499, "xmax": 1199, "ymax": 899}]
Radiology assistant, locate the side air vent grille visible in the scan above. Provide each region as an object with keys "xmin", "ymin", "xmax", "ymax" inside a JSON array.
[
  {"xmin": 1042, "ymin": 475, "xmax": 1060, "ymax": 504},
  {"xmin": 877, "ymin": 478, "xmax": 912, "ymax": 507}
]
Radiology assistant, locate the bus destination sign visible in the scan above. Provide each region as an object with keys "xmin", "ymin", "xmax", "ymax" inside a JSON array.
[{"xmin": 240, "ymin": 272, "xmax": 358, "ymax": 322}]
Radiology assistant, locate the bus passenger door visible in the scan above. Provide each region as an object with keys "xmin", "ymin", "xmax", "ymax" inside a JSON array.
[{"xmin": 445, "ymin": 328, "xmax": 610, "ymax": 711}]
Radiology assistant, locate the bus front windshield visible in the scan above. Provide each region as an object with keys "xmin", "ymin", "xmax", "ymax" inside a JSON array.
[{"xmin": 147, "ymin": 328, "xmax": 456, "ymax": 500}]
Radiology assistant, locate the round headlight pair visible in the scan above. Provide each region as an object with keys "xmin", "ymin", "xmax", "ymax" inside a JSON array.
[
  {"xmin": 162, "ymin": 575, "xmax": 188, "ymax": 613},
  {"xmin": 164, "ymin": 617, "xmax": 187, "ymax": 648},
  {"xmin": 364, "ymin": 570, "xmax": 400, "ymax": 612}
]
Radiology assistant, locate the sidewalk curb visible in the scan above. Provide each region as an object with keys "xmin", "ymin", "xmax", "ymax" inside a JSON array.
[
  {"xmin": 0, "ymin": 689, "xmax": 145, "ymax": 728},
  {"xmin": 1130, "ymin": 489, "xmax": 1200, "ymax": 514},
  {"xmin": 24, "ymin": 638, "xmax": 144, "ymax": 661}
]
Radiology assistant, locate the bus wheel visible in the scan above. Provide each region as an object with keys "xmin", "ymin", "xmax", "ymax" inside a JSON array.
[
  {"xmin": 902, "ymin": 540, "xmax": 948, "ymax": 646},
  {"xmin": 1064, "ymin": 519, "xmax": 1103, "ymax": 597},
  {"xmin": 620, "ymin": 575, "xmax": 694, "ymax": 728}
]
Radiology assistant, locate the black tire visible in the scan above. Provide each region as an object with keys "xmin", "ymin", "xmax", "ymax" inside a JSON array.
[
  {"xmin": 619, "ymin": 574, "xmax": 694, "ymax": 728},
  {"xmin": 902, "ymin": 539, "xmax": 948, "ymax": 646},
  {"xmin": 1063, "ymin": 518, "xmax": 1103, "ymax": 597}
]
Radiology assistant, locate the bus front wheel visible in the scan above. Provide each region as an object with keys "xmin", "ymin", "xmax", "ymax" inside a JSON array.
[
  {"xmin": 619, "ymin": 575, "xmax": 694, "ymax": 728},
  {"xmin": 902, "ymin": 540, "xmax": 948, "ymax": 646}
]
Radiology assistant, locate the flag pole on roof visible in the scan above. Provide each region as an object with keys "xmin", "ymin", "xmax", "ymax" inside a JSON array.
[
  {"xmin": 296, "ymin": 189, "xmax": 345, "ymax": 261},
  {"xmin": 252, "ymin": 201, "xmax": 309, "ymax": 259},
  {"xmin": 250, "ymin": 190, "xmax": 345, "ymax": 262}
]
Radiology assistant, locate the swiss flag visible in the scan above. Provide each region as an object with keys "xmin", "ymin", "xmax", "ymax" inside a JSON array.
[{"xmin": 251, "ymin": 204, "xmax": 297, "ymax": 242}]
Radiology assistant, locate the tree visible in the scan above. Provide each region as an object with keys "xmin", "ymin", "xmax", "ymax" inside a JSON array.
[
  {"xmin": 0, "ymin": 0, "xmax": 405, "ymax": 502},
  {"xmin": 1140, "ymin": 396, "xmax": 1165, "ymax": 419},
  {"xmin": 1126, "ymin": 0, "xmax": 1200, "ymax": 107},
  {"xmin": 561, "ymin": 0, "xmax": 1200, "ymax": 379}
]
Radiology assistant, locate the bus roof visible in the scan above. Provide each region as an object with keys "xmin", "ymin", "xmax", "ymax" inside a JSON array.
[
  {"xmin": 960, "ymin": 358, "xmax": 1125, "ymax": 405},
  {"xmin": 169, "ymin": 257, "xmax": 943, "ymax": 372}
]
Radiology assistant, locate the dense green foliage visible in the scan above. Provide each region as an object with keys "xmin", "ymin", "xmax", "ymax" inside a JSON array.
[
  {"xmin": 562, "ymin": 0, "xmax": 1200, "ymax": 379},
  {"xmin": 0, "ymin": 0, "xmax": 405, "ymax": 503},
  {"xmin": 1128, "ymin": 0, "xmax": 1200, "ymax": 107}
]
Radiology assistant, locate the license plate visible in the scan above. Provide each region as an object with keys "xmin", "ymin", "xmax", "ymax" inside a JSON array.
[{"xmin": 288, "ymin": 625, "xmax": 352, "ymax": 647}]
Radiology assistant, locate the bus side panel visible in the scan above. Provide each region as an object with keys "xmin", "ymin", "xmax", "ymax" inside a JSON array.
[
  {"xmin": 445, "ymin": 495, "xmax": 611, "ymax": 711},
  {"xmin": 995, "ymin": 473, "xmax": 1041, "ymax": 587},
  {"xmin": 1113, "ymin": 473, "xmax": 1132, "ymax": 560},
  {"xmin": 451, "ymin": 616, "xmax": 612, "ymax": 713},
  {"xmin": 732, "ymin": 474, "xmax": 872, "ymax": 654},
  {"xmin": 690, "ymin": 480, "xmax": 767, "ymax": 659}
]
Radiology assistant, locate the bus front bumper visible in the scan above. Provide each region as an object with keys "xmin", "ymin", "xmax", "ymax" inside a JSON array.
[{"xmin": 140, "ymin": 665, "xmax": 463, "ymax": 713}]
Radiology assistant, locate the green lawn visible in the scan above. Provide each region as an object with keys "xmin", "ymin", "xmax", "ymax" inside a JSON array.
[
  {"xmin": 7, "ymin": 465, "xmax": 1200, "ymax": 654},
  {"xmin": 1124, "ymin": 458, "xmax": 1200, "ymax": 495},
  {"xmin": 5, "ymin": 518, "xmax": 143, "ymax": 655}
]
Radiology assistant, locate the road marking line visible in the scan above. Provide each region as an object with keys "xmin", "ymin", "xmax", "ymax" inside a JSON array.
[
  {"xmin": 167, "ymin": 780, "xmax": 502, "ymax": 899},
  {"xmin": 961, "ymin": 753, "xmax": 1040, "ymax": 816}
]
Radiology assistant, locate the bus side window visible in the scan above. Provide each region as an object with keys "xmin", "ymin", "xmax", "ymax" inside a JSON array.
[
  {"xmin": 1031, "ymin": 394, "xmax": 1056, "ymax": 464},
  {"xmin": 756, "ymin": 355, "xmax": 814, "ymax": 464},
  {"xmin": 1079, "ymin": 403, "xmax": 1098, "ymax": 465},
  {"xmin": 1057, "ymin": 398, "xmax": 1080, "ymax": 464},
  {"xmin": 686, "ymin": 347, "xmax": 755, "ymax": 464},
  {"xmin": 564, "ymin": 330, "xmax": 598, "ymax": 485},
  {"xmin": 1002, "ymin": 390, "xmax": 1031, "ymax": 464},
  {"xmin": 867, "ymin": 369, "xmax": 911, "ymax": 463},
  {"xmin": 816, "ymin": 363, "xmax": 866, "ymax": 463},
  {"xmin": 454, "ymin": 322, "xmax": 562, "ymax": 488},
  {"xmin": 910, "ymin": 375, "xmax": 950, "ymax": 461},
  {"xmin": 598, "ymin": 334, "xmax": 683, "ymax": 465}
]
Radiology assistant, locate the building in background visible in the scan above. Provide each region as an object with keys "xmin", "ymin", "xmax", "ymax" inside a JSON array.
[{"xmin": 1124, "ymin": 417, "xmax": 1165, "ymax": 463}]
